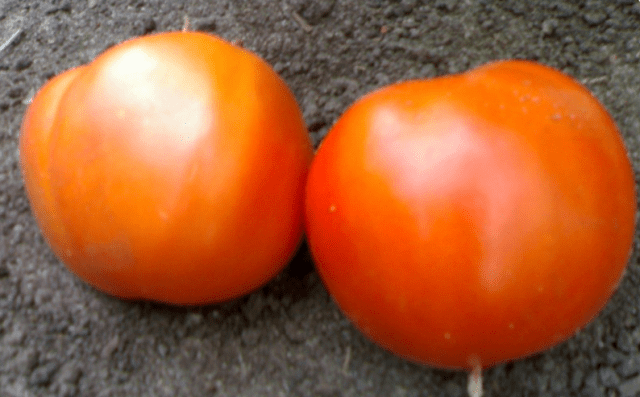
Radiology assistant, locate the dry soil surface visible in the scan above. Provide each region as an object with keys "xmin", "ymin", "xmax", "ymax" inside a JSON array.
[{"xmin": 1, "ymin": 1, "xmax": 640, "ymax": 396}]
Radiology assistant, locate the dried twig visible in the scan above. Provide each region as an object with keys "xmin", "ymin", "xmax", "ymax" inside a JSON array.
[
  {"xmin": 182, "ymin": 15, "xmax": 190, "ymax": 32},
  {"xmin": 467, "ymin": 365, "xmax": 483, "ymax": 397},
  {"xmin": 291, "ymin": 10, "xmax": 312, "ymax": 33},
  {"xmin": 341, "ymin": 346, "xmax": 351, "ymax": 374},
  {"xmin": 0, "ymin": 29, "xmax": 21, "ymax": 54},
  {"xmin": 580, "ymin": 75, "xmax": 608, "ymax": 85}
]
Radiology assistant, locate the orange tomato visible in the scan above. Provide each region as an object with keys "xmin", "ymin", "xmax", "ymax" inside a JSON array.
[
  {"xmin": 305, "ymin": 60, "xmax": 637, "ymax": 369},
  {"xmin": 20, "ymin": 31, "xmax": 313, "ymax": 305}
]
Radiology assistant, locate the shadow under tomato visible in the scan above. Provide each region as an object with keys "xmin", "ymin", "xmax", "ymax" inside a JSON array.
[{"xmin": 91, "ymin": 240, "xmax": 322, "ymax": 323}]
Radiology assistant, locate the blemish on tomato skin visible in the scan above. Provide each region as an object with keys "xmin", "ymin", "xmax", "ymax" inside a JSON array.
[
  {"xmin": 444, "ymin": 332, "xmax": 451, "ymax": 340},
  {"xmin": 329, "ymin": 205, "xmax": 337, "ymax": 213}
]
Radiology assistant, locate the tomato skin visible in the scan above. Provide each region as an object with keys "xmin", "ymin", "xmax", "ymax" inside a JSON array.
[
  {"xmin": 305, "ymin": 60, "xmax": 637, "ymax": 370},
  {"xmin": 20, "ymin": 32, "xmax": 313, "ymax": 305}
]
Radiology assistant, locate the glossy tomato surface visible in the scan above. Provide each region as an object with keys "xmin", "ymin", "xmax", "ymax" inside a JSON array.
[
  {"xmin": 20, "ymin": 31, "xmax": 313, "ymax": 305},
  {"xmin": 305, "ymin": 60, "xmax": 637, "ymax": 369}
]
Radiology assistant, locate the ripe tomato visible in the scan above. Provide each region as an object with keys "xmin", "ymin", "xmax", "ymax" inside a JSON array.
[
  {"xmin": 20, "ymin": 31, "xmax": 313, "ymax": 305},
  {"xmin": 305, "ymin": 60, "xmax": 637, "ymax": 370}
]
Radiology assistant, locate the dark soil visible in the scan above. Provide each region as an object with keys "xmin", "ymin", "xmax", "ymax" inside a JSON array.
[{"xmin": 1, "ymin": 1, "xmax": 640, "ymax": 396}]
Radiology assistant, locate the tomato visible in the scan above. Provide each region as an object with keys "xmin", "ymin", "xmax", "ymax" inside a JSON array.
[
  {"xmin": 305, "ymin": 60, "xmax": 637, "ymax": 370},
  {"xmin": 20, "ymin": 31, "xmax": 313, "ymax": 305}
]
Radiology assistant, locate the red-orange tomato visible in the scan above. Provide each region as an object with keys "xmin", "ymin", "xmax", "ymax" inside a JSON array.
[
  {"xmin": 305, "ymin": 60, "xmax": 637, "ymax": 370},
  {"xmin": 20, "ymin": 31, "xmax": 313, "ymax": 305}
]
